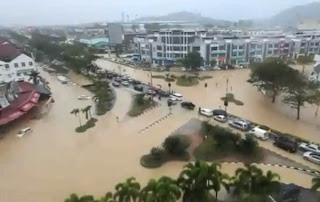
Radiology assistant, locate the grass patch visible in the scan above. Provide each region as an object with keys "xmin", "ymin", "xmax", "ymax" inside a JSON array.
[
  {"xmin": 75, "ymin": 118, "xmax": 98, "ymax": 133},
  {"xmin": 128, "ymin": 94, "xmax": 157, "ymax": 117},
  {"xmin": 221, "ymin": 93, "xmax": 244, "ymax": 106},
  {"xmin": 176, "ymin": 75, "xmax": 199, "ymax": 86},
  {"xmin": 140, "ymin": 135, "xmax": 191, "ymax": 168},
  {"xmin": 198, "ymin": 75, "xmax": 213, "ymax": 81},
  {"xmin": 194, "ymin": 122, "xmax": 263, "ymax": 163},
  {"xmin": 152, "ymin": 74, "xmax": 176, "ymax": 82}
]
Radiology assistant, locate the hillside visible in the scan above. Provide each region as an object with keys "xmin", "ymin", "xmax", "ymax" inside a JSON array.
[
  {"xmin": 270, "ymin": 2, "xmax": 320, "ymax": 26},
  {"xmin": 134, "ymin": 11, "xmax": 232, "ymax": 26}
]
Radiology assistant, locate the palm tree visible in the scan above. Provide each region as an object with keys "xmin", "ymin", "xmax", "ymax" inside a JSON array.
[
  {"xmin": 28, "ymin": 70, "xmax": 41, "ymax": 84},
  {"xmin": 114, "ymin": 177, "xmax": 141, "ymax": 202},
  {"xmin": 139, "ymin": 176, "xmax": 181, "ymax": 202},
  {"xmin": 82, "ymin": 107, "xmax": 89, "ymax": 121},
  {"xmin": 312, "ymin": 177, "xmax": 320, "ymax": 191},
  {"xmin": 98, "ymin": 192, "xmax": 116, "ymax": 202},
  {"xmin": 70, "ymin": 108, "xmax": 82, "ymax": 127},
  {"xmin": 209, "ymin": 162, "xmax": 230, "ymax": 202},
  {"xmin": 231, "ymin": 164, "xmax": 280, "ymax": 201},
  {"xmin": 177, "ymin": 161, "xmax": 213, "ymax": 202},
  {"xmin": 65, "ymin": 193, "xmax": 95, "ymax": 202}
]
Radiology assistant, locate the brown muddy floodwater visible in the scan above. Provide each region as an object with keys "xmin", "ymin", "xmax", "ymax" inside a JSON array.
[{"xmin": 0, "ymin": 61, "xmax": 317, "ymax": 202}]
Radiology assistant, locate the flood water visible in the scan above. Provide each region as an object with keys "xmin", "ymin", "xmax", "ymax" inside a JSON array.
[{"xmin": 0, "ymin": 61, "xmax": 317, "ymax": 202}]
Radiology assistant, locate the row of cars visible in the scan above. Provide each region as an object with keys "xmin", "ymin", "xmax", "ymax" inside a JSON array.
[{"xmin": 197, "ymin": 107, "xmax": 320, "ymax": 166}]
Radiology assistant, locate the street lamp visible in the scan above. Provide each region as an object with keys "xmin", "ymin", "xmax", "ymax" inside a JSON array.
[
  {"xmin": 224, "ymin": 78, "xmax": 229, "ymax": 114},
  {"xmin": 168, "ymin": 82, "xmax": 171, "ymax": 93}
]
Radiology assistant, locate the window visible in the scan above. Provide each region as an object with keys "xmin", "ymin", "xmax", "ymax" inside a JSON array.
[
  {"xmin": 310, "ymin": 48, "xmax": 314, "ymax": 52},
  {"xmin": 24, "ymin": 72, "xmax": 29, "ymax": 76},
  {"xmin": 172, "ymin": 37, "xmax": 180, "ymax": 44},
  {"xmin": 173, "ymin": 46, "xmax": 180, "ymax": 51},
  {"xmin": 268, "ymin": 50, "xmax": 272, "ymax": 54},
  {"xmin": 274, "ymin": 50, "xmax": 278, "ymax": 54},
  {"xmin": 268, "ymin": 44, "xmax": 273, "ymax": 48},
  {"xmin": 218, "ymin": 45, "xmax": 225, "ymax": 50},
  {"xmin": 14, "ymin": 63, "xmax": 19, "ymax": 68},
  {"xmin": 316, "ymin": 42, "xmax": 320, "ymax": 46},
  {"xmin": 29, "ymin": 62, "xmax": 33, "ymax": 66},
  {"xmin": 4, "ymin": 64, "xmax": 9, "ymax": 69},
  {"xmin": 232, "ymin": 44, "xmax": 237, "ymax": 49},
  {"xmin": 211, "ymin": 46, "xmax": 218, "ymax": 51},
  {"xmin": 238, "ymin": 45, "xmax": 244, "ymax": 49},
  {"xmin": 310, "ymin": 42, "xmax": 315, "ymax": 46},
  {"xmin": 157, "ymin": 53, "xmax": 162, "ymax": 57},
  {"xmin": 238, "ymin": 51, "xmax": 244, "ymax": 56},
  {"xmin": 232, "ymin": 52, "xmax": 237, "ymax": 57},
  {"xmin": 211, "ymin": 53, "xmax": 218, "ymax": 58},
  {"xmin": 21, "ymin": 62, "xmax": 26, "ymax": 67},
  {"xmin": 156, "ymin": 46, "xmax": 162, "ymax": 50},
  {"xmin": 17, "ymin": 73, "xmax": 21, "ymax": 76}
]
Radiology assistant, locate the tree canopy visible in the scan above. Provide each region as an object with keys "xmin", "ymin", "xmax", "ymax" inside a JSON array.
[{"xmin": 180, "ymin": 51, "xmax": 203, "ymax": 71}]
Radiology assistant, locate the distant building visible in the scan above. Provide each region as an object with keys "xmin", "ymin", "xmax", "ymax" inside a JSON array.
[
  {"xmin": 78, "ymin": 36, "xmax": 109, "ymax": 49},
  {"xmin": 0, "ymin": 42, "xmax": 36, "ymax": 83},
  {"xmin": 107, "ymin": 23, "xmax": 124, "ymax": 45}
]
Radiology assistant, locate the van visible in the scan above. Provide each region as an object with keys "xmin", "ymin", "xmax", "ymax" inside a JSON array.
[
  {"xmin": 249, "ymin": 127, "xmax": 269, "ymax": 140},
  {"xmin": 273, "ymin": 135, "xmax": 297, "ymax": 153},
  {"xmin": 228, "ymin": 120, "xmax": 250, "ymax": 131},
  {"xmin": 17, "ymin": 127, "xmax": 32, "ymax": 137}
]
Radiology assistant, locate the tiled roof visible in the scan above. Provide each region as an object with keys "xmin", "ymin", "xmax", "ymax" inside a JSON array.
[{"xmin": 0, "ymin": 42, "xmax": 21, "ymax": 62}]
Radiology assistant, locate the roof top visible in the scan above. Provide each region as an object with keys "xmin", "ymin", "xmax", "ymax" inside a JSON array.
[{"xmin": 0, "ymin": 42, "xmax": 21, "ymax": 62}]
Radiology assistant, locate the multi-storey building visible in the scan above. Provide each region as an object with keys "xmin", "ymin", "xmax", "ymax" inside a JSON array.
[
  {"xmin": 134, "ymin": 29, "xmax": 320, "ymax": 67},
  {"xmin": 0, "ymin": 42, "xmax": 36, "ymax": 83}
]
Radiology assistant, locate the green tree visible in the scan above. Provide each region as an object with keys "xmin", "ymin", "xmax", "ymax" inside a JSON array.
[
  {"xmin": 248, "ymin": 58, "xmax": 291, "ymax": 103},
  {"xmin": 308, "ymin": 90, "xmax": 320, "ymax": 117},
  {"xmin": 282, "ymin": 70, "xmax": 313, "ymax": 120},
  {"xmin": 65, "ymin": 193, "xmax": 95, "ymax": 202},
  {"xmin": 238, "ymin": 134, "xmax": 258, "ymax": 155},
  {"xmin": 230, "ymin": 164, "xmax": 280, "ymax": 201},
  {"xmin": 114, "ymin": 177, "xmax": 141, "ymax": 202},
  {"xmin": 312, "ymin": 177, "xmax": 320, "ymax": 191},
  {"xmin": 297, "ymin": 55, "xmax": 313, "ymax": 73},
  {"xmin": 70, "ymin": 108, "xmax": 82, "ymax": 126},
  {"xmin": 162, "ymin": 136, "xmax": 190, "ymax": 156},
  {"xmin": 98, "ymin": 192, "xmax": 116, "ymax": 202},
  {"xmin": 177, "ymin": 161, "xmax": 214, "ymax": 202},
  {"xmin": 210, "ymin": 59, "xmax": 217, "ymax": 67},
  {"xmin": 139, "ymin": 176, "xmax": 181, "ymax": 202},
  {"xmin": 181, "ymin": 51, "xmax": 203, "ymax": 71}
]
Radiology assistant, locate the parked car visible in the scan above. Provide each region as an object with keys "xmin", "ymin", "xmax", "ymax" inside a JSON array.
[
  {"xmin": 134, "ymin": 85, "xmax": 144, "ymax": 92},
  {"xmin": 106, "ymin": 73, "xmax": 113, "ymax": 79},
  {"xmin": 114, "ymin": 77, "xmax": 122, "ymax": 83},
  {"xmin": 303, "ymin": 152, "xmax": 320, "ymax": 165},
  {"xmin": 299, "ymin": 143, "xmax": 320, "ymax": 154},
  {"xmin": 213, "ymin": 115, "xmax": 227, "ymax": 123},
  {"xmin": 17, "ymin": 127, "xmax": 32, "ymax": 137},
  {"xmin": 112, "ymin": 82, "xmax": 120, "ymax": 87},
  {"xmin": 132, "ymin": 80, "xmax": 141, "ymax": 85},
  {"xmin": 228, "ymin": 119, "xmax": 250, "ymax": 131},
  {"xmin": 181, "ymin": 101, "xmax": 195, "ymax": 110},
  {"xmin": 212, "ymin": 109, "xmax": 227, "ymax": 116},
  {"xmin": 199, "ymin": 108, "xmax": 213, "ymax": 117},
  {"xmin": 273, "ymin": 136, "xmax": 297, "ymax": 153},
  {"xmin": 158, "ymin": 90, "xmax": 170, "ymax": 97},
  {"xmin": 147, "ymin": 89, "xmax": 156, "ymax": 96},
  {"xmin": 168, "ymin": 98, "xmax": 177, "ymax": 105},
  {"xmin": 78, "ymin": 95, "xmax": 91, "ymax": 100},
  {"xmin": 170, "ymin": 93, "xmax": 183, "ymax": 101},
  {"xmin": 121, "ymin": 81, "xmax": 130, "ymax": 86},
  {"xmin": 248, "ymin": 126, "xmax": 269, "ymax": 140}
]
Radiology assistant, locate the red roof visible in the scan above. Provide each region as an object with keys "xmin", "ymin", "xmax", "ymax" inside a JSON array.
[{"xmin": 0, "ymin": 42, "xmax": 21, "ymax": 62}]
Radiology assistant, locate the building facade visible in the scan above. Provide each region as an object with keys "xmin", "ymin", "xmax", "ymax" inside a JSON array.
[
  {"xmin": 0, "ymin": 42, "xmax": 36, "ymax": 83},
  {"xmin": 134, "ymin": 29, "xmax": 320, "ymax": 66}
]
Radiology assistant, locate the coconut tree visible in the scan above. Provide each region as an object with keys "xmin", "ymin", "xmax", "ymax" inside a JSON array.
[
  {"xmin": 297, "ymin": 55, "xmax": 313, "ymax": 74},
  {"xmin": 70, "ymin": 108, "xmax": 82, "ymax": 127},
  {"xmin": 98, "ymin": 192, "xmax": 116, "ymax": 202},
  {"xmin": 139, "ymin": 176, "xmax": 181, "ymax": 202},
  {"xmin": 65, "ymin": 193, "xmax": 95, "ymax": 202},
  {"xmin": 82, "ymin": 107, "xmax": 89, "ymax": 121},
  {"xmin": 177, "ymin": 160, "xmax": 213, "ymax": 202},
  {"xmin": 209, "ymin": 162, "xmax": 230, "ymax": 202},
  {"xmin": 114, "ymin": 177, "xmax": 140, "ymax": 202},
  {"xmin": 312, "ymin": 177, "xmax": 320, "ymax": 191}
]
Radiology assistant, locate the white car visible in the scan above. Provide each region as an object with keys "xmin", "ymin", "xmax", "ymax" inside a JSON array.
[
  {"xmin": 181, "ymin": 67, "xmax": 187, "ymax": 72},
  {"xmin": 17, "ymin": 127, "xmax": 32, "ymax": 137},
  {"xmin": 78, "ymin": 95, "xmax": 91, "ymax": 100},
  {"xmin": 170, "ymin": 93, "xmax": 183, "ymax": 101},
  {"xmin": 249, "ymin": 126, "xmax": 269, "ymax": 140},
  {"xmin": 121, "ymin": 81, "xmax": 130, "ymax": 86},
  {"xmin": 213, "ymin": 115, "xmax": 227, "ymax": 123},
  {"xmin": 299, "ymin": 143, "xmax": 320, "ymax": 154},
  {"xmin": 303, "ymin": 152, "xmax": 320, "ymax": 165},
  {"xmin": 199, "ymin": 108, "xmax": 213, "ymax": 117}
]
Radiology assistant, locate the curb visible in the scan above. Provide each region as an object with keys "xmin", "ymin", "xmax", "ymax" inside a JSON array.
[{"xmin": 138, "ymin": 112, "xmax": 173, "ymax": 133}]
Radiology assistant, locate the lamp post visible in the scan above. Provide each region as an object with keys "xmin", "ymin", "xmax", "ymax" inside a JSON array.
[
  {"xmin": 224, "ymin": 78, "xmax": 229, "ymax": 114},
  {"xmin": 168, "ymin": 82, "xmax": 171, "ymax": 93}
]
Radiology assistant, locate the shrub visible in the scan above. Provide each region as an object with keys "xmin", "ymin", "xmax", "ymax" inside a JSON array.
[
  {"xmin": 163, "ymin": 135, "xmax": 191, "ymax": 156},
  {"xmin": 238, "ymin": 134, "xmax": 258, "ymax": 155},
  {"xmin": 150, "ymin": 147, "xmax": 165, "ymax": 161}
]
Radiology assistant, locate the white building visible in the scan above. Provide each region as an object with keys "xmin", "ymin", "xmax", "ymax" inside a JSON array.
[{"xmin": 0, "ymin": 42, "xmax": 36, "ymax": 83}]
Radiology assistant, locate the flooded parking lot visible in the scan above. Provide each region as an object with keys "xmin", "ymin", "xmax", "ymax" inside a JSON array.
[{"xmin": 0, "ymin": 62, "xmax": 318, "ymax": 202}]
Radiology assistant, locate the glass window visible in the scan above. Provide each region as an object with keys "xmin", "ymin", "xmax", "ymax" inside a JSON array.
[
  {"xmin": 211, "ymin": 46, "xmax": 218, "ymax": 51},
  {"xmin": 310, "ymin": 42, "xmax": 314, "ymax": 46},
  {"xmin": 232, "ymin": 44, "xmax": 237, "ymax": 49},
  {"xmin": 211, "ymin": 53, "xmax": 218, "ymax": 57},
  {"xmin": 239, "ymin": 45, "xmax": 244, "ymax": 49},
  {"xmin": 156, "ymin": 46, "xmax": 162, "ymax": 50},
  {"xmin": 4, "ymin": 64, "xmax": 9, "ymax": 69},
  {"xmin": 14, "ymin": 63, "xmax": 19, "ymax": 68},
  {"xmin": 268, "ymin": 44, "xmax": 273, "ymax": 48},
  {"xmin": 173, "ymin": 46, "xmax": 180, "ymax": 51},
  {"xmin": 238, "ymin": 51, "xmax": 244, "ymax": 56},
  {"xmin": 29, "ymin": 62, "xmax": 33, "ymax": 66},
  {"xmin": 315, "ymin": 42, "xmax": 319, "ymax": 46},
  {"xmin": 157, "ymin": 53, "xmax": 162, "ymax": 57},
  {"xmin": 21, "ymin": 62, "xmax": 26, "ymax": 67},
  {"xmin": 172, "ymin": 37, "xmax": 180, "ymax": 44},
  {"xmin": 268, "ymin": 50, "xmax": 272, "ymax": 54},
  {"xmin": 232, "ymin": 52, "xmax": 237, "ymax": 57},
  {"xmin": 218, "ymin": 45, "xmax": 225, "ymax": 50},
  {"xmin": 17, "ymin": 73, "xmax": 21, "ymax": 76}
]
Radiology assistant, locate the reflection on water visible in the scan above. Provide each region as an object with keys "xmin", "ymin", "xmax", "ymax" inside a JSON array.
[{"xmin": 0, "ymin": 61, "xmax": 318, "ymax": 202}]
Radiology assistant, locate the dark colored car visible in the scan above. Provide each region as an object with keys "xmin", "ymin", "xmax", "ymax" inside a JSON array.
[
  {"xmin": 158, "ymin": 90, "xmax": 170, "ymax": 97},
  {"xmin": 181, "ymin": 101, "xmax": 195, "ymax": 110},
  {"xmin": 134, "ymin": 85, "xmax": 144, "ymax": 92},
  {"xmin": 106, "ymin": 73, "xmax": 113, "ymax": 79},
  {"xmin": 212, "ymin": 109, "xmax": 227, "ymax": 116},
  {"xmin": 131, "ymin": 80, "xmax": 141, "ymax": 85},
  {"xmin": 114, "ymin": 77, "xmax": 122, "ymax": 83},
  {"xmin": 273, "ymin": 135, "xmax": 297, "ymax": 153},
  {"xmin": 112, "ymin": 82, "xmax": 120, "ymax": 87}
]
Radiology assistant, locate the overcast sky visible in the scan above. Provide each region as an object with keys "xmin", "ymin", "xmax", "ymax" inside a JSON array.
[{"xmin": 1, "ymin": 0, "xmax": 318, "ymax": 26}]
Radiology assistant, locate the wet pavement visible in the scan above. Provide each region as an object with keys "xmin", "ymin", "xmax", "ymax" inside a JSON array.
[{"xmin": 0, "ymin": 61, "xmax": 318, "ymax": 202}]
